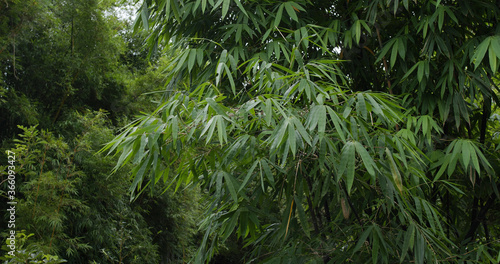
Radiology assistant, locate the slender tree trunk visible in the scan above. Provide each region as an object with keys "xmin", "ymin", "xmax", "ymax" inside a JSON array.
[{"xmin": 464, "ymin": 196, "xmax": 495, "ymax": 244}]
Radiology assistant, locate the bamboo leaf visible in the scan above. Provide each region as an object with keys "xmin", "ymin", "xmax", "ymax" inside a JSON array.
[
  {"xmin": 354, "ymin": 20, "xmax": 361, "ymax": 44},
  {"xmin": 401, "ymin": 224, "xmax": 415, "ymax": 261},
  {"xmin": 415, "ymin": 233, "xmax": 425, "ymax": 264},
  {"xmin": 221, "ymin": 0, "xmax": 230, "ymax": 19},
  {"xmin": 353, "ymin": 225, "xmax": 374, "ymax": 252},
  {"xmin": 201, "ymin": 0, "xmax": 207, "ymax": 12},
  {"xmin": 261, "ymin": 159, "xmax": 275, "ymax": 187},
  {"xmin": 288, "ymin": 117, "xmax": 297, "ymax": 155},
  {"xmin": 354, "ymin": 141, "xmax": 376, "ymax": 178},
  {"xmin": 224, "ymin": 64, "xmax": 236, "ymax": 95},
  {"xmin": 206, "ymin": 97, "xmax": 229, "ymax": 117},
  {"xmin": 490, "ymin": 36, "xmax": 500, "ymax": 59},
  {"xmin": 200, "ymin": 116, "xmax": 216, "ymax": 143},
  {"xmin": 223, "ymin": 172, "xmax": 238, "ymax": 202},
  {"xmin": 294, "ymin": 196, "xmax": 310, "ymax": 238},
  {"xmin": 141, "ymin": 1, "xmax": 149, "ymax": 30},
  {"xmin": 239, "ymin": 160, "xmax": 259, "ymax": 191},
  {"xmin": 326, "ymin": 106, "xmax": 347, "ymax": 142},
  {"xmin": 472, "ymin": 37, "xmax": 490, "ymax": 70},
  {"xmin": 372, "ymin": 231, "xmax": 379, "ymax": 264},
  {"xmin": 356, "ymin": 93, "xmax": 368, "ymax": 120},
  {"xmin": 386, "ymin": 148, "xmax": 403, "ymax": 193},
  {"xmin": 470, "ymin": 144, "xmax": 480, "ymax": 175},
  {"xmin": 188, "ymin": 49, "xmax": 197, "ymax": 72},
  {"xmin": 461, "ymin": 140, "xmax": 471, "ymax": 170},
  {"xmin": 414, "ymin": 197, "xmax": 423, "ymax": 222},
  {"xmin": 291, "ymin": 117, "xmax": 312, "ymax": 146},
  {"xmin": 222, "ymin": 210, "xmax": 240, "ymax": 241},
  {"xmin": 375, "ymin": 38, "xmax": 397, "ymax": 63},
  {"xmin": 264, "ymin": 98, "xmax": 273, "ymax": 126},
  {"xmin": 417, "ymin": 61, "xmax": 425, "ymax": 82},
  {"xmin": 274, "ymin": 4, "xmax": 284, "ymax": 27},
  {"xmin": 233, "ymin": 0, "xmax": 248, "ymax": 16},
  {"xmin": 317, "ymin": 105, "xmax": 326, "ymax": 133},
  {"xmin": 216, "ymin": 115, "xmax": 227, "ymax": 145},
  {"xmin": 342, "ymin": 142, "xmax": 356, "ymax": 194},
  {"xmin": 489, "ymin": 44, "xmax": 497, "ymax": 72},
  {"xmin": 284, "ymin": 2, "xmax": 298, "ymax": 22},
  {"xmin": 422, "ymin": 201, "xmax": 436, "ymax": 231},
  {"xmin": 390, "ymin": 39, "xmax": 398, "ymax": 68},
  {"xmin": 171, "ymin": 116, "xmax": 179, "ymax": 143},
  {"xmin": 271, "ymin": 120, "xmax": 288, "ymax": 152}
]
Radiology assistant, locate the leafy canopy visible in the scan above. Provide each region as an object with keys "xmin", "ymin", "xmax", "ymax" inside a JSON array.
[{"xmin": 104, "ymin": 0, "xmax": 500, "ymax": 263}]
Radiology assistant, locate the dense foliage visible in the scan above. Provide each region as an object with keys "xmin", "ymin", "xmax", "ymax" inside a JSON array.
[
  {"xmin": 1, "ymin": 0, "xmax": 202, "ymax": 263},
  {"xmin": 104, "ymin": 0, "xmax": 500, "ymax": 263}
]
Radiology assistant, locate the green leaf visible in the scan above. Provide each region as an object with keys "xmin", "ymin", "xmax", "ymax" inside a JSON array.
[
  {"xmin": 223, "ymin": 172, "xmax": 238, "ymax": 202},
  {"xmin": 188, "ymin": 49, "xmax": 197, "ymax": 72},
  {"xmin": 284, "ymin": 2, "xmax": 298, "ymax": 22},
  {"xmin": 261, "ymin": 159, "xmax": 275, "ymax": 187},
  {"xmin": 489, "ymin": 44, "xmax": 497, "ymax": 72},
  {"xmin": 291, "ymin": 117, "xmax": 312, "ymax": 146},
  {"xmin": 222, "ymin": 210, "xmax": 240, "ymax": 241},
  {"xmin": 470, "ymin": 143, "xmax": 480, "ymax": 175},
  {"xmin": 221, "ymin": 0, "xmax": 230, "ymax": 19},
  {"xmin": 317, "ymin": 105, "xmax": 326, "ymax": 133},
  {"xmin": 271, "ymin": 119, "xmax": 288, "ymax": 152},
  {"xmin": 365, "ymin": 94, "xmax": 383, "ymax": 116},
  {"xmin": 401, "ymin": 62, "xmax": 419, "ymax": 81},
  {"xmin": 422, "ymin": 200, "xmax": 436, "ymax": 231},
  {"xmin": 233, "ymin": 0, "xmax": 248, "ymax": 17},
  {"xmin": 288, "ymin": 117, "xmax": 297, "ymax": 155},
  {"xmin": 200, "ymin": 115, "xmax": 217, "ymax": 144},
  {"xmin": 472, "ymin": 37, "xmax": 490, "ymax": 70},
  {"xmin": 398, "ymin": 38, "xmax": 406, "ymax": 59},
  {"xmin": 400, "ymin": 224, "xmax": 415, "ymax": 261},
  {"xmin": 131, "ymin": 155, "xmax": 151, "ymax": 192},
  {"xmin": 386, "ymin": 148, "xmax": 403, "ymax": 193},
  {"xmin": 224, "ymin": 64, "xmax": 236, "ymax": 95},
  {"xmin": 417, "ymin": 61, "xmax": 425, "ymax": 82},
  {"xmin": 375, "ymin": 38, "xmax": 397, "ymax": 63},
  {"xmin": 196, "ymin": 48, "xmax": 204, "ymax": 66},
  {"xmin": 415, "ymin": 233, "xmax": 425, "ymax": 264},
  {"xmin": 216, "ymin": 115, "xmax": 227, "ymax": 145},
  {"xmin": 294, "ymin": 196, "xmax": 310, "ymax": 238},
  {"xmin": 274, "ymin": 4, "xmax": 284, "ymax": 28},
  {"xmin": 171, "ymin": 116, "xmax": 179, "ymax": 142},
  {"xmin": 356, "ymin": 93, "xmax": 368, "ymax": 119},
  {"xmin": 174, "ymin": 50, "xmax": 190, "ymax": 72},
  {"xmin": 390, "ymin": 39, "xmax": 398, "ymax": 68},
  {"xmin": 239, "ymin": 160, "xmax": 259, "ymax": 191},
  {"xmin": 141, "ymin": 1, "xmax": 149, "ymax": 30},
  {"xmin": 461, "ymin": 140, "xmax": 471, "ymax": 170},
  {"xmin": 341, "ymin": 142, "xmax": 356, "ymax": 194},
  {"xmin": 490, "ymin": 36, "xmax": 500, "ymax": 59},
  {"xmin": 206, "ymin": 97, "xmax": 229, "ymax": 117},
  {"xmin": 438, "ymin": 7, "xmax": 444, "ymax": 30},
  {"xmin": 372, "ymin": 230, "xmax": 379, "ymax": 264},
  {"xmin": 354, "ymin": 20, "xmax": 361, "ymax": 45},
  {"xmin": 201, "ymin": 0, "xmax": 207, "ymax": 12},
  {"xmin": 353, "ymin": 225, "xmax": 374, "ymax": 252},
  {"xmin": 264, "ymin": 98, "xmax": 273, "ymax": 125},
  {"xmin": 326, "ymin": 106, "xmax": 347, "ymax": 142},
  {"xmin": 354, "ymin": 141, "xmax": 376, "ymax": 178}
]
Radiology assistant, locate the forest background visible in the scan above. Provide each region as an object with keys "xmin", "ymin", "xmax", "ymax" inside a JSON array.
[
  {"xmin": 1, "ymin": 0, "xmax": 500, "ymax": 263},
  {"xmin": 1, "ymin": 0, "xmax": 203, "ymax": 263}
]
